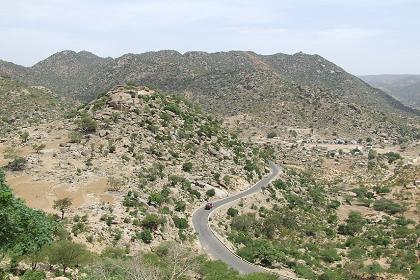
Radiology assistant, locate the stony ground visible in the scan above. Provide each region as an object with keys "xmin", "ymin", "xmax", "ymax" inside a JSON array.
[
  {"xmin": 210, "ymin": 131, "xmax": 419, "ymax": 280},
  {"xmin": 0, "ymin": 85, "xmax": 269, "ymax": 254}
]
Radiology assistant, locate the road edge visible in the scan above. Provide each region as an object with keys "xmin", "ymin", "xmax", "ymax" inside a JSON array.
[{"xmin": 193, "ymin": 162, "xmax": 300, "ymax": 280}]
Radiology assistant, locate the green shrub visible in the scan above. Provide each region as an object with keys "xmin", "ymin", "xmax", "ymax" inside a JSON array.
[
  {"xmin": 373, "ymin": 185, "xmax": 391, "ymax": 194},
  {"xmin": 148, "ymin": 192, "xmax": 165, "ymax": 206},
  {"xmin": 223, "ymin": 175, "xmax": 232, "ymax": 186},
  {"xmin": 123, "ymin": 191, "xmax": 139, "ymax": 207},
  {"xmin": 267, "ymin": 132, "xmax": 277, "ymax": 138},
  {"xmin": 348, "ymin": 246, "xmax": 365, "ymax": 260},
  {"xmin": 338, "ymin": 211, "xmax": 365, "ymax": 236},
  {"xmin": 318, "ymin": 270, "xmax": 342, "ymax": 280},
  {"xmin": 77, "ymin": 113, "xmax": 97, "ymax": 134},
  {"xmin": 384, "ymin": 152, "xmax": 402, "ymax": 163},
  {"xmin": 328, "ymin": 200, "xmax": 341, "ymax": 209},
  {"xmin": 272, "ymin": 179, "xmax": 286, "ymax": 190},
  {"xmin": 164, "ymin": 103, "xmax": 181, "ymax": 115},
  {"xmin": 21, "ymin": 270, "xmax": 45, "ymax": 280},
  {"xmin": 141, "ymin": 214, "xmax": 163, "ymax": 230},
  {"xmin": 206, "ymin": 188, "xmax": 216, "ymax": 197},
  {"xmin": 68, "ymin": 131, "xmax": 82, "ymax": 143},
  {"xmin": 101, "ymin": 247, "xmax": 127, "ymax": 259},
  {"xmin": 44, "ymin": 240, "xmax": 90, "ymax": 273},
  {"xmin": 320, "ymin": 247, "xmax": 341, "ymax": 263},
  {"xmin": 148, "ymin": 188, "xmax": 170, "ymax": 206},
  {"xmin": 365, "ymin": 262, "xmax": 384, "ymax": 276},
  {"xmin": 231, "ymin": 214, "xmax": 257, "ymax": 233},
  {"xmin": 6, "ymin": 157, "xmax": 27, "ymax": 171},
  {"xmin": 71, "ymin": 222, "xmax": 86, "ymax": 236},
  {"xmin": 20, "ymin": 131, "xmax": 30, "ymax": 143},
  {"xmin": 373, "ymin": 199, "xmax": 405, "ymax": 214},
  {"xmin": 295, "ymin": 264, "xmax": 316, "ymax": 279},
  {"xmin": 174, "ymin": 201, "xmax": 186, "ymax": 212},
  {"xmin": 227, "ymin": 207, "xmax": 239, "ymax": 217},
  {"xmin": 182, "ymin": 161, "xmax": 193, "ymax": 172},
  {"xmin": 172, "ymin": 216, "xmax": 188, "ymax": 229},
  {"xmin": 32, "ymin": 143, "xmax": 46, "ymax": 154},
  {"xmin": 139, "ymin": 229, "xmax": 153, "ymax": 244}
]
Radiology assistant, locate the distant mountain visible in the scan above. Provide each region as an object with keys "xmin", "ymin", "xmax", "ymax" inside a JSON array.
[
  {"xmin": 0, "ymin": 50, "xmax": 419, "ymax": 140},
  {"xmin": 360, "ymin": 74, "xmax": 420, "ymax": 110}
]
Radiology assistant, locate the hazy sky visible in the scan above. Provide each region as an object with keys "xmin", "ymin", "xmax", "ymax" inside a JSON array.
[{"xmin": 1, "ymin": 0, "xmax": 419, "ymax": 75}]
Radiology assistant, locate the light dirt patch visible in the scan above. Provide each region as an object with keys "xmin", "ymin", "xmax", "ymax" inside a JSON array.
[
  {"xmin": 6, "ymin": 175, "xmax": 115, "ymax": 213},
  {"xmin": 336, "ymin": 204, "xmax": 376, "ymax": 222},
  {"xmin": 0, "ymin": 143, "xmax": 33, "ymax": 166},
  {"xmin": 8, "ymin": 175, "xmax": 53, "ymax": 210}
]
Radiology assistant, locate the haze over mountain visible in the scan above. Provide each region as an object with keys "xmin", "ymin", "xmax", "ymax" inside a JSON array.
[
  {"xmin": 360, "ymin": 74, "xmax": 420, "ymax": 110},
  {"xmin": 0, "ymin": 50, "xmax": 419, "ymax": 141}
]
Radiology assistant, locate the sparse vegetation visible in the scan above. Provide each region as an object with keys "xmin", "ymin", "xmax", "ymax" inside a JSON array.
[
  {"xmin": 1, "ymin": 72, "xmax": 417, "ymax": 280},
  {"xmin": 223, "ymin": 168, "xmax": 419, "ymax": 279},
  {"xmin": 53, "ymin": 198, "xmax": 72, "ymax": 220},
  {"xmin": 6, "ymin": 157, "xmax": 27, "ymax": 171},
  {"xmin": 76, "ymin": 113, "xmax": 97, "ymax": 134},
  {"xmin": 267, "ymin": 132, "xmax": 277, "ymax": 138}
]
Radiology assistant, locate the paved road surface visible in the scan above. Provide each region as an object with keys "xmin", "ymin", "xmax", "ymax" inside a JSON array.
[{"xmin": 192, "ymin": 162, "xmax": 281, "ymax": 274}]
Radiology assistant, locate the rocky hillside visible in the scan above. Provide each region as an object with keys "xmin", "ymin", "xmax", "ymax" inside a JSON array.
[
  {"xmin": 0, "ymin": 76, "xmax": 70, "ymax": 138},
  {"xmin": 1, "ymin": 50, "xmax": 419, "ymax": 140},
  {"xmin": 0, "ymin": 85, "xmax": 268, "ymax": 251},
  {"xmin": 360, "ymin": 74, "xmax": 420, "ymax": 110}
]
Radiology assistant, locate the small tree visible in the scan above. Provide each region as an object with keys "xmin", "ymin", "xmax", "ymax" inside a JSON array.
[
  {"xmin": 206, "ymin": 189, "xmax": 216, "ymax": 197},
  {"xmin": 53, "ymin": 198, "xmax": 72, "ymax": 219},
  {"xmin": 45, "ymin": 240, "xmax": 90, "ymax": 273},
  {"xmin": 32, "ymin": 143, "xmax": 46, "ymax": 154},
  {"xmin": 77, "ymin": 113, "xmax": 97, "ymax": 134},
  {"xmin": 20, "ymin": 131, "xmax": 30, "ymax": 143}
]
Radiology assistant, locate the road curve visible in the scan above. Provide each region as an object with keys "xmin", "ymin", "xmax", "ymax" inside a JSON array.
[{"xmin": 192, "ymin": 162, "xmax": 281, "ymax": 275}]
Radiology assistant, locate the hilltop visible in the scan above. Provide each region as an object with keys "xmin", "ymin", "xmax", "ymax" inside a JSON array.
[
  {"xmin": 0, "ymin": 85, "xmax": 269, "ymax": 252},
  {"xmin": 360, "ymin": 74, "xmax": 420, "ymax": 110},
  {"xmin": 1, "ymin": 50, "xmax": 419, "ymax": 141}
]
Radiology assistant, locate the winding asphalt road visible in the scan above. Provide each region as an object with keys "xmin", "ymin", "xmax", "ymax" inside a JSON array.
[{"xmin": 192, "ymin": 162, "xmax": 281, "ymax": 275}]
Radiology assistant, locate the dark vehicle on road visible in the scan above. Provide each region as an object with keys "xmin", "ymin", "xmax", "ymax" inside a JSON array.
[{"xmin": 205, "ymin": 203, "xmax": 214, "ymax": 210}]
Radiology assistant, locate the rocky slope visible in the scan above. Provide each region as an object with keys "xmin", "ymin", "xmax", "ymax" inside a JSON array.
[
  {"xmin": 0, "ymin": 50, "xmax": 419, "ymax": 141},
  {"xmin": 0, "ymin": 76, "xmax": 70, "ymax": 138},
  {"xmin": 0, "ymin": 85, "xmax": 268, "ymax": 251},
  {"xmin": 360, "ymin": 74, "xmax": 420, "ymax": 110}
]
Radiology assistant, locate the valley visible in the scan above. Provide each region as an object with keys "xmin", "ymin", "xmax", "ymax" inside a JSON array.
[{"xmin": 0, "ymin": 51, "xmax": 419, "ymax": 280}]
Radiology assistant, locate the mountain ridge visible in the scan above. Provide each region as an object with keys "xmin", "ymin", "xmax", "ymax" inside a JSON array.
[
  {"xmin": 1, "ymin": 50, "xmax": 419, "ymax": 140},
  {"xmin": 360, "ymin": 74, "xmax": 420, "ymax": 110}
]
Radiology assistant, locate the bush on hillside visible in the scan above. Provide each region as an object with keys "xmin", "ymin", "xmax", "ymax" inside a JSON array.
[{"xmin": 76, "ymin": 113, "xmax": 97, "ymax": 134}]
